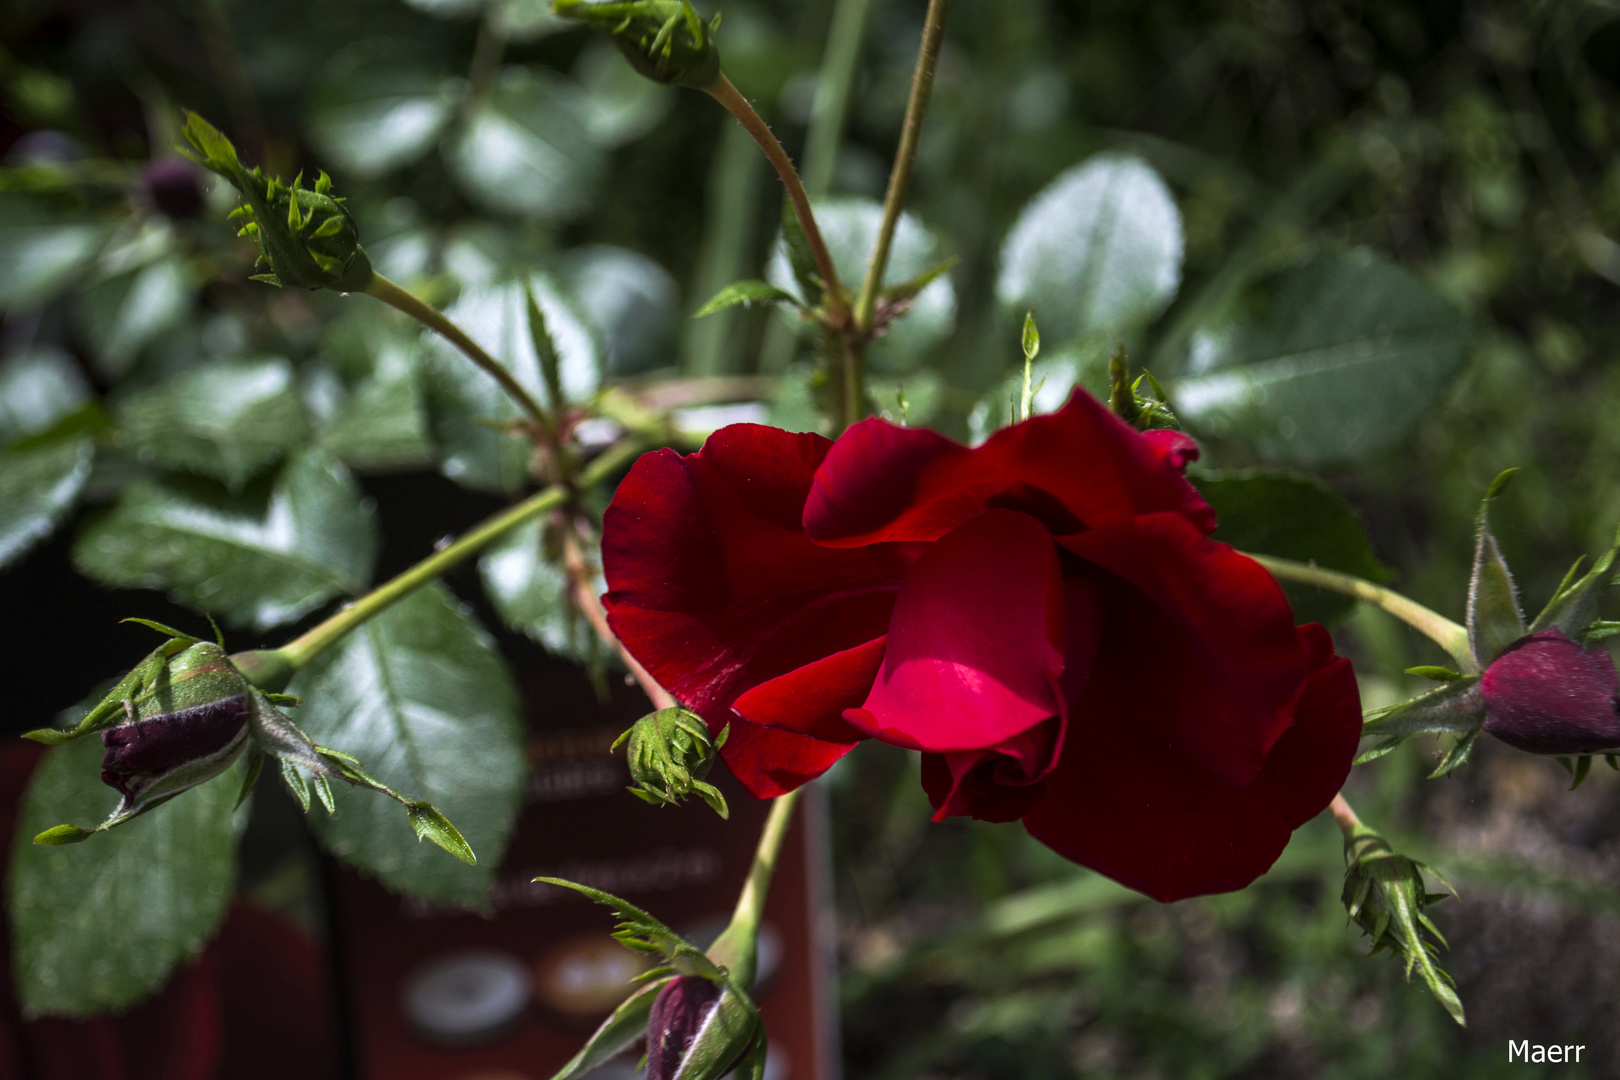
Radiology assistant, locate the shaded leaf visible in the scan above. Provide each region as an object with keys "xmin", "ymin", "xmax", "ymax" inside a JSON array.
[
  {"xmin": 694, "ymin": 279, "xmax": 799, "ymax": 318},
  {"xmin": 317, "ymin": 339, "xmax": 433, "ymax": 470},
  {"xmin": 574, "ymin": 37, "xmax": 675, "ymax": 149},
  {"xmin": 562, "ymin": 245, "xmax": 679, "ymax": 376},
  {"xmin": 308, "ymin": 44, "xmax": 460, "ymax": 179},
  {"xmin": 0, "ymin": 194, "xmax": 111, "ymax": 311},
  {"xmin": 0, "ymin": 438, "xmax": 93, "ymax": 571},
  {"xmin": 0, "ymin": 346, "xmax": 90, "ymax": 445},
  {"xmin": 76, "ymin": 256, "xmax": 191, "ymax": 376},
  {"xmin": 478, "ymin": 516, "xmax": 602, "ymax": 664},
  {"xmin": 73, "ymin": 449, "xmax": 376, "ymax": 630},
  {"xmin": 996, "ymin": 154, "xmax": 1183, "ymax": 344},
  {"xmin": 8, "ymin": 731, "xmax": 238, "ymax": 1016},
  {"xmin": 1172, "ymin": 249, "xmax": 1470, "ymax": 466},
  {"xmin": 287, "ymin": 584, "xmax": 524, "ymax": 907}
]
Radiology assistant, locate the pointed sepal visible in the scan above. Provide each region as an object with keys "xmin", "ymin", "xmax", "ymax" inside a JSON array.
[{"xmin": 1465, "ymin": 469, "xmax": 1525, "ymax": 668}]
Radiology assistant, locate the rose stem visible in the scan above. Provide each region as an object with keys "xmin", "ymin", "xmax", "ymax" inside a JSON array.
[
  {"xmin": 238, "ymin": 437, "xmax": 646, "ymax": 689},
  {"xmin": 704, "ymin": 75, "xmax": 847, "ymax": 329},
  {"xmin": 1329, "ymin": 792, "xmax": 1361, "ymax": 835},
  {"xmin": 560, "ymin": 523, "xmax": 678, "ymax": 711},
  {"xmin": 1243, "ymin": 552, "xmax": 1474, "ymax": 670},
  {"xmin": 364, "ymin": 272, "xmax": 550, "ymax": 437},
  {"xmin": 852, "ymin": 0, "xmax": 949, "ymax": 333},
  {"xmin": 709, "ymin": 787, "xmax": 803, "ymax": 989}
]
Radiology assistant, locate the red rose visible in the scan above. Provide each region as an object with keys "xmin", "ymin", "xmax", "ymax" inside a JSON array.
[
  {"xmin": 602, "ymin": 391, "xmax": 1361, "ymax": 900},
  {"xmin": 1480, "ymin": 628, "xmax": 1620, "ymax": 755}
]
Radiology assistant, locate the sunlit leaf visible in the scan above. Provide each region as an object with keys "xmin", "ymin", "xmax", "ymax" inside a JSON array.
[{"xmin": 76, "ymin": 256, "xmax": 192, "ymax": 376}]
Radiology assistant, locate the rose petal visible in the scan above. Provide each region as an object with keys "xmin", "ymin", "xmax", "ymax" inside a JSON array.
[
  {"xmin": 1481, "ymin": 627, "xmax": 1620, "ymax": 754},
  {"xmin": 717, "ymin": 718, "xmax": 856, "ymax": 799},
  {"xmin": 1021, "ymin": 624, "xmax": 1359, "ymax": 901},
  {"xmin": 804, "ymin": 390, "xmax": 1214, "ymax": 548},
  {"xmin": 845, "ymin": 509, "xmax": 1066, "ymax": 753},
  {"xmin": 920, "ymin": 717, "xmax": 1064, "ymax": 823},
  {"xmin": 733, "ymin": 636, "xmax": 887, "ymax": 745},
  {"xmin": 1058, "ymin": 514, "xmax": 1309, "ymax": 787},
  {"xmin": 601, "ymin": 425, "xmax": 909, "ymax": 797}
]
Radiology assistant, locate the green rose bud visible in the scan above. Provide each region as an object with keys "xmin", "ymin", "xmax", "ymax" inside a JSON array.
[
  {"xmin": 178, "ymin": 112, "xmax": 373, "ymax": 292},
  {"xmin": 614, "ymin": 706, "xmax": 729, "ymax": 817},
  {"xmin": 552, "ymin": 0, "xmax": 723, "ymax": 90}
]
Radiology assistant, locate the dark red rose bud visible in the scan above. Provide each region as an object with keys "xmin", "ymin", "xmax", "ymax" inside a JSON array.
[
  {"xmin": 1481, "ymin": 628, "xmax": 1620, "ymax": 755},
  {"xmin": 100, "ymin": 697, "xmax": 250, "ymax": 799},
  {"xmin": 646, "ymin": 976, "xmax": 723, "ymax": 1080},
  {"xmin": 142, "ymin": 156, "xmax": 205, "ymax": 219}
]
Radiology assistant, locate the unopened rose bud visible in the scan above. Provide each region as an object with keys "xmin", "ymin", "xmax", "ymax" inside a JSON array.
[
  {"xmin": 646, "ymin": 975, "xmax": 760, "ymax": 1080},
  {"xmin": 614, "ymin": 707, "xmax": 729, "ymax": 817},
  {"xmin": 552, "ymin": 0, "xmax": 722, "ymax": 90},
  {"xmin": 177, "ymin": 112, "xmax": 373, "ymax": 292},
  {"xmin": 141, "ymin": 156, "xmax": 204, "ymax": 219},
  {"xmin": 1480, "ymin": 628, "xmax": 1620, "ymax": 755}
]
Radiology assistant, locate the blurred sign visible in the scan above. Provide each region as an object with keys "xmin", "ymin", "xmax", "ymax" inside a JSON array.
[{"xmin": 329, "ymin": 672, "xmax": 835, "ymax": 1080}]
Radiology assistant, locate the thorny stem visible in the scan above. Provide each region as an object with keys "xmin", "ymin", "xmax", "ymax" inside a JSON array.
[
  {"xmin": 710, "ymin": 787, "xmax": 802, "ymax": 990},
  {"xmin": 364, "ymin": 273, "xmax": 550, "ymax": 436},
  {"xmin": 704, "ymin": 75, "xmax": 847, "ymax": 327},
  {"xmin": 853, "ymin": 0, "xmax": 949, "ymax": 332},
  {"xmin": 560, "ymin": 524, "xmax": 677, "ymax": 711},
  {"xmin": 1244, "ymin": 552, "xmax": 1474, "ymax": 670},
  {"xmin": 272, "ymin": 438, "xmax": 646, "ymax": 676}
]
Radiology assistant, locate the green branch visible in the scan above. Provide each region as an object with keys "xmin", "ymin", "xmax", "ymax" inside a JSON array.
[
  {"xmin": 1245, "ymin": 552, "xmax": 1473, "ymax": 669},
  {"xmin": 708, "ymin": 787, "xmax": 802, "ymax": 990}
]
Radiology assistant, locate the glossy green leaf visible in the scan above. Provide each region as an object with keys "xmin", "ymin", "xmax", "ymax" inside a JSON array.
[
  {"xmin": 308, "ymin": 45, "xmax": 460, "ymax": 179},
  {"xmin": 421, "ymin": 272, "xmax": 600, "ymax": 494},
  {"xmin": 1171, "ymin": 249, "xmax": 1471, "ymax": 466},
  {"xmin": 8, "ymin": 732, "xmax": 239, "ymax": 1016},
  {"xmin": 317, "ymin": 339, "xmax": 433, "ymax": 470},
  {"xmin": 478, "ymin": 516, "xmax": 603, "ymax": 664},
  {"xmin": 997, "ymin": 154, "xmax": 1183, "ymax": 344},
  {"xmin": 1195, "ymin": 469, "xmax": 1388, "ymax": 624},
  {"xmin": 0, "ymin": 194, "xmax": 111, "ymax": 311},
  {"xmin": 766, "ymin": 197, "xmax": 956, "ymax": 374},
  {"xmin": 116, "ymin": 357, "xmax": 309, "ymax": 488},
  {"xmin": 0, "ymin": 438, "xmax": 93, "ymax": 570},
  {"xmin": 76, "ymin": 256, "xmax": 192, "ymax": 375},
  {"xmin": 562, "ymin": 244, "xmax": 679, "ymax": 376},
  {"xmin": 445, "ymin": 66, "xmax": 603, "ymax": 220},
  {"xmin": 73, "ymin": 450, "xmax": 376, "ymax": 630},
  {"xmin": 0, "ymin": 346, "xmax": 90, "ymax": 444},
  {"xmin": 287, "ymin": 584, "xmax": 524, "ymax": 906}
]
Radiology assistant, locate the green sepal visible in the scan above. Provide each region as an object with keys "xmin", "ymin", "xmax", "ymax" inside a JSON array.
[
  {"xmin": 1428, "ymin": 728, "xmax": 1478, "ymax": 778},
  {"xmin": 235, "ymin": 748, "xmax": 265, "ymax": 810},
  {"xmin": 615, "ymin": 708, "xmax": 729, "ymax": 818},
  {"xmin": 1465, "ymin": 469, "xmax": 1524, "ymax": 668},
  {"xmin": 548, "ymin": 975, "xmax": 672, "ymax": 1080},
  {"xmin": 1021, "ymin": 310, "xmax": 1040, "ymax": 364},
  {"xmin": 1341, "ymin": 823, "xmax": 1465, "ymax": 1026},
  {"xmin": 407, "ymin": 802, "xmax": 477, "ymax": 865},
  {"xmin": 670, "ymin": 979, "xmax": 763, "ymax": 1080},
  {"xmin": 1106, "ymin": 345, "xmax": 1178, "ymax": 431},
  {"xmin": 694, "ymin": 280, "xmax": 802, "ymax": 318},
  {"xmin": 533, "ymin": 877, "xmax": 725, "ymax": 979},
  {"xmin": 1580, "ymin": 621, "xmax": 1620, "ymax": 644},
  {"xmin": 1357, "ymin": 677, "xmax": 1485, "ymax": 765},
  {"xmin": 122, "ymin": 617, "xmax": 203, "ymax": 642},
  {"xmin": 1529, "ymin": 522, "xmax": 1620, "ymax": 638},
  {"xmin": 552, "ymin": 0, "xmax": 723, "ymax": 89},
  {"xmin": 1405, "ymin": 666, "xmax": 1464, "ymax": 682},
  {"xmin": 23, "ymin": 637, "xmax": 241, "ymax": 745},
  {"xmin": 32, "ymin": 824, "xmax": 94, "ymax": 845},
  {"xmin": 265, "ymin": 693, "xmax": 301, "ymax": 707},
  {"xmin": 1557, "ymin": 755, "xmax": 1595, "ymax": 790},
  {"xmin": 280, "ymin": 758, "xmax": 311, "ymax": 812},
  {"xmin": 179, "ymin": 112, "xmax": 374, "ymax": 293}
]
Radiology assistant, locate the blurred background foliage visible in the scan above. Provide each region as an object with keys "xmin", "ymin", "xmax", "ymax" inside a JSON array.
[{"xmin": 3, "ymin": 0, "xmax": 1620, "ymax": 1075}]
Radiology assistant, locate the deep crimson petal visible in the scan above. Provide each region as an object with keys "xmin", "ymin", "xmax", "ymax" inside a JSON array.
[
  {"xmin": 804, "ymin": 390, "xmax": 1214, "ymax": 548},
  {"xmin": 1481, "ymin": 628, "xmax": 1620, "ymax": 754},
  {"xmin": 920, "ymin": 717, "xmax": 1064, "ymax": 824},
  {"xmin": 1058, "ymin": 514, "xmax": 1310, "ymax": 787},
  {"xmin": 602, "ymin": 425, "xmax": 909, "ymax": 797},
  {"xmin": 718, "ymin": 718, "xmax": 856, "ymax": 799},
  {"xmin": 845, "ymin": 509, "xmax": 1066, "ymax": 752},
  {"xmin": 732, "ymin": 636, "xmax": 887, "ymax": 744},
  {"xmin": 1022, "ymin": 621, "xmax": 1359, "ymax": 901}
]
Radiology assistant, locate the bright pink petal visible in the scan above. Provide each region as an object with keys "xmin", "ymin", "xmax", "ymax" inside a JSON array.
[
  {"xmin": 732, "ymin": 636, "xmax": 887, "ymax": 744},
  {"xmin": 601, "ymin": 425, "xmax": 910, "ymax": 797},
  {"xmin": 803, "ymin": 390, "xmax": 1214, "ymax": 548},
  {"xmin": 1021, "ymin": 623, "xmax": 1358, "ymax": 901},
  {"xmin": 844, "ymin": 509, "xmax": 1066, "ymax": 752},
  {"xmin": 1058, "ymin": 514, "xmax": 1310, "ymax": 788}
]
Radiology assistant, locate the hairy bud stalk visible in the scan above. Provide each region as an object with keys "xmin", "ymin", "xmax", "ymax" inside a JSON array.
[{"xmin": 552, "ymin": 1, "xmax": 723, "ymax": 89}]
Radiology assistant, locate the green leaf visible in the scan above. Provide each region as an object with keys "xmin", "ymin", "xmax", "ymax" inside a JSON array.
[
  {"xmin": 445, "ymin": 66, "xmax": 603, "ymax": 221},
  {"xmin": 0, "ymin": 437, "xmax": 93, "ymax": 570},
  {"xmin": 317, "ymin": 339, "xmax": 434, "ymax": 471},
  {"xmin": 73, "ymin": 449, "xmax": 376, "ymax": 631},
  {"xmin": 996, "ymin": 154, "xmax": 1183, "ymax": 345},
  {"xmin": 1171, "ymin": 249, "xmax": 1471, "ymax": 466},
  {"xmin": 116, "ymin": 357, "xmax": 310, "ymax": 488},
  {"xmin": 1465, "ymin": 469, "xmax": 1524, "ymax": 668},
  {"xmin": 478, "ymin": 516, "xmax": 603, "ymax": 664},
  {"xmin": 551, "ymin": 976, "xmax": 671, "ymax": 1080},
  {"xmin": 694, "ymin": 279, "xmax": 800, "ymax": 318},
  {"xmin": 8, "ymin": 732, "xmax": 239, "ymax": 1016},
  {"xmin": 76, "ymin": 257, "xmax": 192, "ymax": 376},
  {"xmin": 534, "ymin": 876, "xmax": 721, "ymax": 975},
  {"xmin": 562, "ymin": 244, "xmax": 679, "ymax": 376},
  {"xmin": 0, "ymin": 346, "xmax": 90, "ymax": 445},
  {"xmin": 1195, "ymin": 469, "xmax": 1388, "ymax": 624},
  {"xmin": 287, "ymin": 584, "xmax": 524, "ymax": 907},
  {"xmin": 421, "ymin": 272, "xmax": 600, "ymax": 494},
  {"xmin": 406, "ymin": 802, "xmax": 477, "ymax": 864},
  {"xmin": 574, "ymin": 37, "xmax": 675, "ymax": 149},
  {"xmin": 0, "ymin": 194, "xmax": 112, "ymax": 311},
  {"xmin": 308, "ymin": 44, "xmax": 460, "ymax": 179},
  {"xmin": 766, "ymin": 197, "xmax": 956, "ymax": 374},
  {"xmin": 1406, "ymin": 666, "xmax": 1465, "ymax": 681}
]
